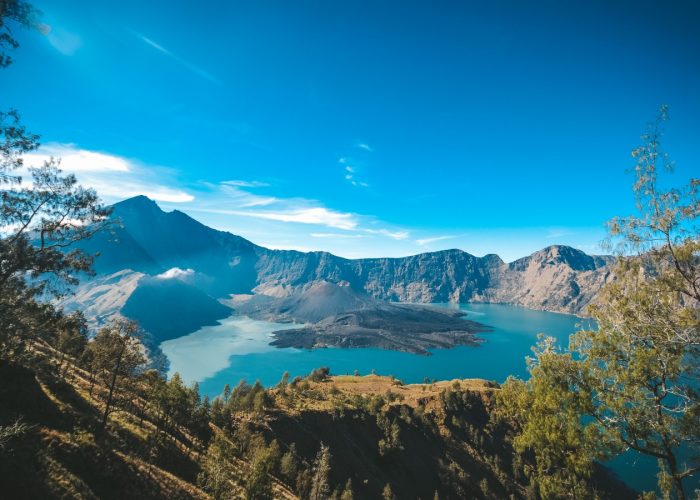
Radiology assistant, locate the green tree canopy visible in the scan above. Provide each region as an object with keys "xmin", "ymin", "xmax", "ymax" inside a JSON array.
[{"xmin": 499, "ymin": 107, "xmax": 700, "ymax": 499}]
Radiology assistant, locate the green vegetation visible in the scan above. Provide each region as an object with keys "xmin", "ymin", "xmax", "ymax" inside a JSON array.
[
  {"xmin": 1, "ymin": 3, "xmax": 696, "ymax": 499},
  {"xmin": 498, "ymin": 107, "xmax": 700, "ymax": 499}
]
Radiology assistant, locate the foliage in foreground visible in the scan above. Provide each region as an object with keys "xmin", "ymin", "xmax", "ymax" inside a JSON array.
[{"xmin": 499, "ymin": 107, "xmax": 700, "ymax": 499}]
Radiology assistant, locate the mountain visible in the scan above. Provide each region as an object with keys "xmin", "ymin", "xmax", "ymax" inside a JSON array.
[
  {"xmin": 65, "ymin": 196, "xmax": 615, "ymax": 342},
  {"xmin": 121, "ymin": 275, "xmax": 232, "ymax": 343},
  {"xmin": 481, "ymin": 245, "xmax": 615, "ymax": 313}
]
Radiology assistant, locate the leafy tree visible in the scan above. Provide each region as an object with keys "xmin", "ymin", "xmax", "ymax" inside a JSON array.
[
  {"xmin": 497, "ymin": 337, "xmax": 603, "ymax": 498},
  {"xmin": 309, "ymin": 442, "xmax": 332, "ymax": 500},
  {"xmin": 198, "ymin": 432, "xmax": 236, "ymax": 500},
  {"xmin": 382, "ymin": 483, "xmax": 396, "ymax": 500},
  {"xmin": 278, "ymin": 371, "xmax": 289, "ymax": 389},
  {"xmin": 499, "ymin": 107, "xmax": 700, "ymax": 499},
  {"xmin": 340, "ymin": 478, "xmax": 354, "ymax": 500},
  {"xmin": 244, "ymin": 439, "xmax": 280, "ymax": 499},
  {"xmin": 280, "ymin": 443, "xmax": 299, "ymax": 482},
  {"xmin": 88, "ymin": 318, "xmax": 147, "ymax": 433},
  {"xmin": 0, "ymin": 0, "xmax": 45, "ymax": 68},
  {"xmin": 0, "ymin": 3, "xmax": 110, "ymax": 362},
  {"xmin": 55, "ymin": 311, "xmax": 88, "ymax": 376}
]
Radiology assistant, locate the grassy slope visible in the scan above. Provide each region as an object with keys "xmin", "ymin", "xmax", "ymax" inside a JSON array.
[
  {"xmin": 0, "ymin": 347, "xmax": 632, "ymax": 499},
  {"xmin": 0, "ymin": 346, "xmax": 207, "ymax": 499}
]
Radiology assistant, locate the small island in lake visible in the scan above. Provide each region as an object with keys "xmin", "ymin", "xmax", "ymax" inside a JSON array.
[{"xmin": 231, "ymin": 280, "xmax": 491, "ymax": 355}]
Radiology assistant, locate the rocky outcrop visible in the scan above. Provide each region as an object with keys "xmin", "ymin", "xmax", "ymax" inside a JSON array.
[
  {"xmin": 254, "ymin": 246, "xmax": 611, "ymax": 315},
  {"xmin": 474, "ymin": 245, "xmax": 615, "ymax": 314}
]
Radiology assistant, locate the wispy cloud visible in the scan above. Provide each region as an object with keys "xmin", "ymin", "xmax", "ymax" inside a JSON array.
[
  {"xmin": 416, "ymin": 235, "xmax": 456, "ymax": 246},
  {"xmin": 221, "ymin": 180, "xmax": 270, "ymax": 188},
  {"xmin": 311, "ymin": 232, "xmax": 365, "ymax": 239},
  {"xmin": 231, "ymin": 207, "xmax": 358, "ymax": 230},
  {"xmin": 25, "ymin": 144, "xmax": 414, "ymax": 255},
  {"xmin": 339, "ymin": 157, "xmax": 368, "ymax": 187},
  {"xmin": 545, "ymin": 228, "xmax": 574, "ymax": 240},
  {"xmin": 366, "ymin": 228, "xmax": 410, "ymax": 240},
  {"xmin": 356, "ymin": 142, "xmax": 374, "ymax": 152},
  {"xmin": 134, "ymin": 32, "xmax": 220, "ymax": 84},
  {"xmin": 23, "ymin": 143, "xmax": 194, "ymax": 203}
]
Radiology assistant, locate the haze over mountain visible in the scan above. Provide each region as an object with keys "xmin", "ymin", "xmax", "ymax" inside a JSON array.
[{"xmin": 65, "ymin": 195, "xmax": 614, "ymax": 343}]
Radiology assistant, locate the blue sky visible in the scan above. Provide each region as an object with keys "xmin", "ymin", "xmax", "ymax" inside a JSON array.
[{"xmin": 4, "ymin": 0, "xmax": 699, "ymax": 261}]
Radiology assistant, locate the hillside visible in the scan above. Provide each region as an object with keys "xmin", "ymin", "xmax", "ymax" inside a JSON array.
[{"xmin": 0, "ymin": 345, "xmax": 633, "ymax": 499}]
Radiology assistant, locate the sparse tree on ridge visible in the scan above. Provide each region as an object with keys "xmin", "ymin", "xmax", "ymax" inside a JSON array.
[
  {"xmin": 88, "ymin": 318, "xmax": 147, "ymax": 433},
  {"xmin": 498, "ymin": 106, "xmax": 700, "ymax": 499},
  {"xmin": 309, "ymin": 442, "xmax": 332, "ymax": 500}
]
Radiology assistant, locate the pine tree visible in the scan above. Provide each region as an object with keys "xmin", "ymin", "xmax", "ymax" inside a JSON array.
[
  {"xmin": 88, "ymin": 318, "xmax": 147, "ymax": 433},
  {"xmin": 340, "ymin": 478, "xmax": 354, "ymax": 500},
  {"xmin": 382, "ymin": 483, "xmax": 396, "ymax": 500},
  {"xmin": 310, "ymin": 442, "xmax": 332, "ymax": 500}
]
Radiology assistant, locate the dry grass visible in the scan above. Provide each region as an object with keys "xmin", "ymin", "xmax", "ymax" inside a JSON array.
[{"xmin": 319, "ymin": 374, "xmax": 492, "ymax": 401}]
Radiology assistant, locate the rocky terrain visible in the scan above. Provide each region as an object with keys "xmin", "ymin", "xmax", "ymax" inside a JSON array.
[
  {"xmin": 66, "ymin": 196, "xmax": 615, "ymax": 343},
  {"xmin": 233, "ymin": 281, "xmax": 489, "ymax": 354}
]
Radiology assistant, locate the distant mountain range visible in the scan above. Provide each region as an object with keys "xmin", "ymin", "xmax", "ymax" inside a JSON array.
[{"xmin": 64, "ymin": 195, "xmax": 615, "ymax": 341}]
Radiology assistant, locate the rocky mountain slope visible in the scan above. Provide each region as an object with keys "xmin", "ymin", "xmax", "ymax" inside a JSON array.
[
  {"xmin": 66, "ymin": 196, "xmax": 615, "ymax": 340},
  {"xmin": 234, "ymin": 280, "xmax": 489, "ymax": 354}
]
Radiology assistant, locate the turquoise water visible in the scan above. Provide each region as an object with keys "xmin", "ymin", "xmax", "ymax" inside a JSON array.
[
  {"xmin": 161, "ymin": 302, "xmax": 691, "ymax": 494},
  {"xmin": 162, "ymin": 302, "xmax": 589, "ymax": 397}
]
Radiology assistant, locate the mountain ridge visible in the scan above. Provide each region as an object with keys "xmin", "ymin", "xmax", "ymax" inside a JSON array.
[{"xmin": 66, "ymin": 196, "xmax": 615, "ymax": 339}]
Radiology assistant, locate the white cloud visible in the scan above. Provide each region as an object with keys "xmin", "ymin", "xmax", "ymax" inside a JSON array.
[
  {"xmin": 219, "ymin": 184, "xmax": 277, "ymax": 207},
  {"xmin": 311, "ymin": 232, "xmax": 365, "ymax": 239},
  {"xmin": 339, "ymin": 155, "xmax": 367, "ymax": 187},
  {"xmin": 416, "ymin": 235, "xmax": 456, "ymax": 246},
  {"xmin": 157, "ymin": 267, "xmax": 195, "ymax": 280},
  {"xmin": 25, "ymin": 144, "xmax": 130, "ymax": 172},
  {"xmin": 356, "ymin": 142, "xmax": 374, "ymax": 152},
  {"xmin": 22, "ymin": 144, "xmax": 412, "ymax": 252},
  {"xmin": 221, "ymin": 180, "xmax": 270, "ymax": 188},
  {"xmin": 23, "ymin": 143, "xmax": 194, "ymax": 203},
  {"xmin": 232, "ymin": 207, "xmax": 358, "ymax": 230},
  {"xmin": 365, "ymin": 228, "xmax": 409, "ymax": 240}
]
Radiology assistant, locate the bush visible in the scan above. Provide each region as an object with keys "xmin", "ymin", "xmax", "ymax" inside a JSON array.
[{"xmin": 308, "ymin": 366, "xmax": 330, "ymax": 382}]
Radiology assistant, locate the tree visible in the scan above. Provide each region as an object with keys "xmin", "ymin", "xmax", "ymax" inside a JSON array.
[
  {"xmin": 55, "ymin": 311, "xmax": 89, "ymax": 376},
  {"xmin": 198, "ymin": 432, "xmax": 236, "ymax": 500},
  {"xmin": 309, "ymin": 366, "xmax": 331, "ymax": 382},
  {"xmin": 0, "ymin": 3, "xmax": 110, "ymax": 362},
  {"xmin": 309, "ymin": 442, "xmax": 332, "ymax": 500},
  {"xmin": 382, "ymin": 483, "xmax": 396, "ymax": 500},
  {"xmin": 497, "ymin": 337, "xmax": 603, "ymax": 498},
  {"xmin": 243, "ymin": 439, "xmax": 281, "ymax": 500},
  {"xmin": 340, "ymin": 478, "xmax": 354, "ymax": 500},
  {"xmin": 88, "ymin": 318, "xmax": 147, "ymax": 433},
  {"xmin": 280, "ymin": 443, "xmax": 299, "ymax": 482},
  {"xmin": 0, "ymin": 0, "xmax": 45, "ymax": 68},
  {"xmin": 499, "ymin": 107, "xmax": 700, "ymax": 499}
]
